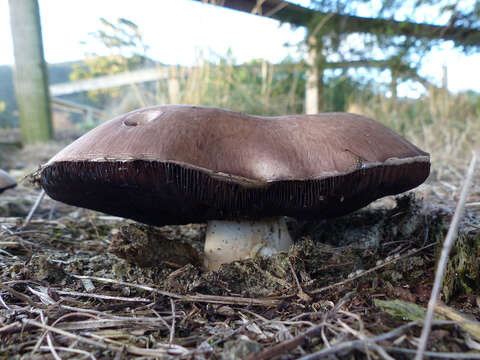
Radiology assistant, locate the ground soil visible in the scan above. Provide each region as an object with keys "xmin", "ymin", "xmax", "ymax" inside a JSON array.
[{"xmin": 0, "ymin": 142, "xmax": 479, "ymax": 359}]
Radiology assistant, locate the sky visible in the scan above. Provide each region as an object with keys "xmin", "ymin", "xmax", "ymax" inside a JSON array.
[{"xmin": 1, "ymin": 0, "xmax": 479, "ymax": 96}]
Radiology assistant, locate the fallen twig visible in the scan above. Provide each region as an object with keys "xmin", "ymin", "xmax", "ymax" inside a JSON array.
[
  {"xmin": 245, "ymin": 322, "xmax": 325, "ymax": 360},
  {"xmin": 181, "ymin": 293, "xmax": 280, "ymax": 307},
  {"xmin": 55, "ymin": 289, "xmax": 151, "ymax": 303},
  {"xmin": 310, "ymin": 243, "xmax": 436, "ymax": 295},
  {"xmin": 23, "ymin": 319, "xmax": 189, "ymax": 357},
  {"xmin": 71, "ymin": 274, "xmax": 280, "ymax": 306},
  {"xmin": 0, "ymin": 283, "xmax": 46, "ymax": 308},
  {"xmin": 387, "ymin": 346, "xmax": 480, "ymax": 359},
  {"xmin": 23, "ymin": 189, "xmax": 46, "ymax": 228},
  {"xmin": 245, "ymin": 292, "xmax": 354, "ymax": 360},
  {"xmin": 24, "ymin": 318, "xmax": 120, "ymax": 352},
  {"xmin": 297, "ymin": 322, "xmax": 420, "ymax": 360},
  {"xmin": 435, "ymin": 303, "xmax": 480, "ymax": 341},
  {"xmin": 35, "ymin": 346, "xmax": 95, "ymax": 360},
  {"xmin": 169, "ymin": 298, "xmax": 176, "ymax": 343}
]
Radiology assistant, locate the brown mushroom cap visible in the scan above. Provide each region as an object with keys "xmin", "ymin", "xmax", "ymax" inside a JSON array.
[
  {"xmin": 0, "ymin": 169, "xmax": 17, "ymax": 194},
  {"xmin": 40, "ymin": 105, "xmax": 430, "ymax": 226}
]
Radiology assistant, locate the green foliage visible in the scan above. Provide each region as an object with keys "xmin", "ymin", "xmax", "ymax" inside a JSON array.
[
  {"xmin": 70, "ymin": 18, "xmax": 149, "ymax": 103},
  {"xmin": 323, "ymin": 73, "xmax": 374, "ymax": 111},
  {"xmin": 145, "ymin": 55, "xmax": 306, "ymax": 116},
  {"xmin": 374, "ymin": 299, "xmax": 437, "ymax": 322},
  {"xmin": 70, "ymin": 16, "xmax": 385, "ymax": 117},
  {"xmin": 308, "ymin": 0, "xmax": 479, "ymax": 96},
  {"xmin": 442, "ymin": 234, "xmax": 480, "ymax": 303}
]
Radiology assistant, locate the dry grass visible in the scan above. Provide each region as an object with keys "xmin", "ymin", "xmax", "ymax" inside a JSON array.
[
  {"xmin": 348, "ymin": 87, "xmax": 479, "ymax": 184},
  {"xmin": 109, "ymin": 57, "xmax": 304, "ymax": 118}
]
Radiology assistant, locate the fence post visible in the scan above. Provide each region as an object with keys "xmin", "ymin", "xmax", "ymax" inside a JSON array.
[{"xmin": 9, "ymin": 0, "xmax": 53, "ymax": 144}]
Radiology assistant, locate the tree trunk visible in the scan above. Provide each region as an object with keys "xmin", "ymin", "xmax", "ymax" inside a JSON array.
[
  {"xmin": 305, "ymin": 34, "xmax": 324, "ymax": 114},
  {"xmin": 9, "ymin": 0, "xmax": 53, "ymax": 144},
  {"xmin": 390, "ymin": 69, "xmax": 398, "ymax": 106}
]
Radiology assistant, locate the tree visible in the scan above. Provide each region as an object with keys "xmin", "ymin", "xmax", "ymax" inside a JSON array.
[
  {"xmin": 9, "ymin": 0, "xmax": 53, "ymax": 144},
  {"xmin": 72, "ymin": 19, "xmax": 307, "ymax": 116},
  {"xmin": 200, "ymin": 0, "xmax": 480, "ymax": 112},
  {"xmin": 305, "ymin": 0, "xmax": 479, "ymax": 110},
  {"xmin": 70, "ymin": 18, "xmax": 150, "ymax": 106}
]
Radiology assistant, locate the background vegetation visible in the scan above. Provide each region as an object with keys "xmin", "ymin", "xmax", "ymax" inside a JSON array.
[
  {"xmin": 1, "ymin": 14, "xmax": 479, "ymax": 181},
  {"xmin": 69, "ymin": 16, "xmax": 480, "ymax": 181}
]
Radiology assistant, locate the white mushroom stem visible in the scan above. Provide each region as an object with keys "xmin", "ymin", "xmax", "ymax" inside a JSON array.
[{"xmin": 203, "ymin": 216, "xmax": 293, "ymax": 270}]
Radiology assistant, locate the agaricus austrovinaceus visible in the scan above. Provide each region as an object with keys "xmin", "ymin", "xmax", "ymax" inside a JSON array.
[{"xmin": 40, "ymin": 105, "xmax": 430, "ymax": 270}]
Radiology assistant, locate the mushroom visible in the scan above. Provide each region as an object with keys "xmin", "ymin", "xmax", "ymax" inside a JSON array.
[
  {"xmin": 40, "ymin": 105, "xmax": 430, "ymax": 269},
  {"xmin": 0, "ymin": 169, "xmax": 17, "ymax": 194}
]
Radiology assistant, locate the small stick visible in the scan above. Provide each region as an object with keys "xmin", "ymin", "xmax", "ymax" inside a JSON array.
[
  {"xmin": 44, "ymin": 314, "xmax": 61, "ymax": 360},
  {"xmin": 36, "ymin": 346, "xmax": 95, "ymax": 360},
  {"xmin": 23, "ymin": 189, "xmax": 46, "ymax": 228},
  {"xmin": 169, "ymin": 298, "xmax": 176, "ymax": 343},
  {"xmin": 298, "ymin": 322, "xmax": 420, "ymax": 360},
  {"xmin": 0, "ymin": 283, "xmax": 45, "ymax": 308},
  {"xmin": 288, "ymin": 258, "xmax": 312, "ymax": 302},
  {"xmin": 415, "ymin": 150, "xmax": 478, "ymax": 360},
  {"xmin": 245, "ymin": 292, "xmax": 354, "ymax": 360},
  {"xmin": 310, "ymin": 243, "xmax": 436, "ymax": 295},
  {"xmin": 245, "ymin": 321, "xmax": 325, "ymax": 360},
  {"xmin": 24, "ymin": 319, "xmax": 189, "ymax": 357},
  {"xmin": 48, "ymin": 202, "xmax": 57, "ymax": 220},
  {"xmin": 71, "ymin": 274, "xmax": 280, "ymax": 306},
  {"xmin": 386, "ymin": 346, "xmax": 480, "ymax": 359},
  {"xmin": 54, "ymin": 289, "xmax": 150, "ymax": 303},
  {"xmin": 24, "ymin": 319, "xmax": 121, "ymax": 352}
]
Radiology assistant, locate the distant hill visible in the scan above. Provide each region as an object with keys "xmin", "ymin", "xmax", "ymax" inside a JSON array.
[
  {"xmin": 0, "ymin": 65, "xmax": 16, "ymax": 128},
  {"xmin": 0, "ymin": 57, "xmax": 164, "ymax": 128},
  {"xmin": 0, "ymin": 61, "xmax": 82, "ymax": 128}
]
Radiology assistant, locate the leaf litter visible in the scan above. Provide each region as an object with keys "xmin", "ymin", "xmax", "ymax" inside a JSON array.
[{"xmin": 0, "ymin": 145, "xmax": 479, "ymax": 359}]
